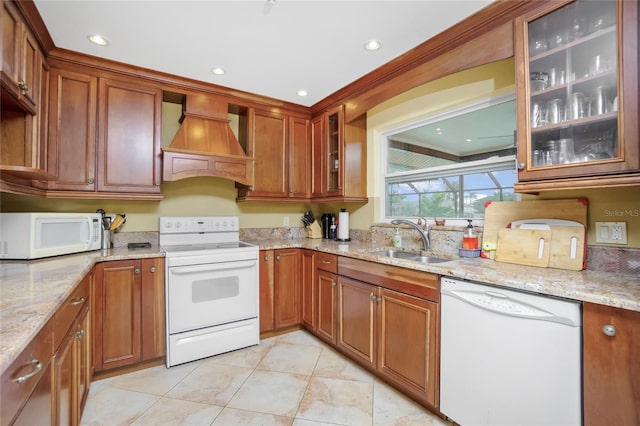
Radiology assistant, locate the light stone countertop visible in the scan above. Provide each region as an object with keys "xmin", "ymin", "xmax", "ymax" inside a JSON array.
[
  {"xmin": 0, "ymin": 247, "xmax": 164, "ymax": 376},
  {"xmin": 1, "ymin": 240, "xmax": 638, "ymax": 376}
]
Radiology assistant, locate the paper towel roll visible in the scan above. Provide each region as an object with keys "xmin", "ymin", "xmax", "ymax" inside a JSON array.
[{"xmin": 337, "ymin": 210, "xmax": 350, "ymax": 241}]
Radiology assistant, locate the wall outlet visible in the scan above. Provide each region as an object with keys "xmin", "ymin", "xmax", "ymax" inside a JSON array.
[
  {"xmin": 283, "ymin": 216, "xmax": 289, "ymax": 226},
  {"xmin": 595, "ymin": 222, "xmax": 627, "ymax": 244}
]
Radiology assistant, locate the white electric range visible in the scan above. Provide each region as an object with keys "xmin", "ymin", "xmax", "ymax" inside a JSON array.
[{"xmin": 159, "ymin": 216, "xmax": 259, "ymax": 367}]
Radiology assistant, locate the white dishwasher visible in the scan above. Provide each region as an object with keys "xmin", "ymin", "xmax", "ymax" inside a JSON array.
[{"xmin": 440, "ymin": 277, "xmax": 582, "ymax": 426}]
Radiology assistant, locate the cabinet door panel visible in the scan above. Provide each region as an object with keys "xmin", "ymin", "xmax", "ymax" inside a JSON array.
[
  {"xmin": 379, "ymin": 288, "xmax": 438, "ymax": 406},
  {"xmin": 93, "ymin": 261, "xmax": 142, "ymax": 371},
  {"xmin": 259, "ymin": 250, "xmax": 275, "ymax": 332},
  {"xmin": 97, "ymin": 78, "xmax": 161, "ymax": 193},
  {"xmin": 288, "ymin": 117, "xmax": 310, "ymax": 198},
  {"xmin": 274, "ymin": 249, "xmax": 301, "ymax": 328},
  {"xmin": 141, "ymin": 257, "xmax": 166, "ymax": 360},
  {"xmin": 337, "ymin": 276, "xmax": 376, "ymax": 369},
  {"xmin": 583, "ymin": 302, "xmax": 640, "ymax": 426},
  {"xmin": 311, "ymin": 115, "xmax": 325, "ymax": 197},
  {"xmin": 317, "ymin": 270, "xmax": 336, "ymax": 343},
  {"xmin": 54, "ymin": 328, "xmax": 75, "ymax": 426},
  {"xmin": 47, "ymin": 68, "xmax": 97, "ymax": 190},
  {"xmin": 301, "ymin": 250, "xmax": 316, "ymax": 330},
  {"xmin": 77, "ymin": 306, "xmax": 91, "ymax": 416},
  {"xmin": 248, "ymin": 109, "xmax": 287, "ymax": 197}
]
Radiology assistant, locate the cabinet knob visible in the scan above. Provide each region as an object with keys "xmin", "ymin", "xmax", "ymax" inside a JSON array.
[
  {"xmin": 88, "ymin": 177, "xmax": 95, "ymax": 184},
  {"xmin": 377, "ymin": 296, "xmax": 382, "ymax": 303},
  {"xmin": 602, "ymin": 324, "xmax": 616, "ymax": 337},
  {"xmin": 289, "ymin": 189, "xmax": 294, "ymax": 193},
  {"xmin": 76, "ymin": 329, "xmax": 85, "ymax": 341},
  {"xmin": 517, "ymin": 162, "xmax": 525, "ymax": 170},
  {"xmin": 150, "ymin": 266, "xmax": 156, "ymax": 273},
  {"xmin": 331, "ymin": 281, "xmax": 336, "ymax": 287},
  {"xmin": 13, "ymin": 359, "xmax": 42, "ymax": 383},
  {"xmin": 264, "ymin": 255, "xmax": 269, "ymax": 261},
  {"xmin": 70, "ymin": 296, "xmax": 86, "ymax": 306},
  {"xmin": 276, "ymin": 255, "xmax": 280, "ymax": 261},
  {"xmin": 134, "ymin": 268, "xmax": 141, "ymax": 275},
  {"xmin": 18, "ymin": 80, "xmax": 29, "ymax": 92},
  {"xmin": 370, "ymin": 294, "xmax": 376, "ymax": 301}
]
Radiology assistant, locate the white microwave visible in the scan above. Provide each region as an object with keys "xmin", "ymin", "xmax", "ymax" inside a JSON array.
[{"xmin": 0, "ymin": 212, "xmax": 102, "ymax": 259}]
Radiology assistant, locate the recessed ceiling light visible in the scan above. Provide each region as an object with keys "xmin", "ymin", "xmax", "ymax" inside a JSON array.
[
  {"xmin": 364, "ymin": 40, "xmax": 381, "ymax": 51},
  {"xmin": 211, "ymin": 67, "xmax": 226, "ymax": 75},
  {"xmin": 436, "ymin": 128, "xmax": 442, "ymax": 132},
  {"xmin": 297, "ymin": 90, "xmax": 308, "ymax": 97},
  {"xmin": 88, "ymin": 34, "xmax": 109, "ymax": 46},
  {"xmin": 466, "ymin": 138, "xmax": 472, "ymax": 142}
]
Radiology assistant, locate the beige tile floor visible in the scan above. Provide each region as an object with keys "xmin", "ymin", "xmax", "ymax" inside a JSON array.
[{"xmin": 81, "ymin": 330, "xmax": 450, "ymax": 426}]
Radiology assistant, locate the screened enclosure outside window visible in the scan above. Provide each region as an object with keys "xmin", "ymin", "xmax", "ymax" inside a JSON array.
[
  {"xmin": 383, "ymin": 96, "xmax": 518, "ymax": 220},
  {"xmin": 386, "ymin": 159, "xmax": 518, "ymax": 218}
]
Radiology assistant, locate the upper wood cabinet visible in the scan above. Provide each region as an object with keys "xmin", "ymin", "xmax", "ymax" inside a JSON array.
[
  {"xmin": 311, "ymin": 105, "xmax": 367, "ymax": 202},
  {"xmin": 237, "ymin": 109, "xmax": 310, "ymax": 201},
  {"xmin": 514, "ymin": 0, "xmax": 639, "ymax": 192},
  {"xmin": 1, "ymin": 0, "xmax": 40, "ymax": 114},
  {"xmin": 45, "ymin": 66, "xmax": 163, "ymax": 199}
]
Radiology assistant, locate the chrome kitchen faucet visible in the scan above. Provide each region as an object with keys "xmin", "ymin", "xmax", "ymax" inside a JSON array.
[{"xmin": 390, "ymin": 218, "xmax": 430, "ymax": 250}]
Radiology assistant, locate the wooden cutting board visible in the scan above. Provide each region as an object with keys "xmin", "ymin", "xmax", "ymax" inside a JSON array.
[
  {"xmin": 482, "ymin": 199, "xmax": 588, "ymax": 259},
  {"xmin": 495, "ymin": 228, "xmax": 551, "ymax": 267},
  {"xmin": 547, "ymin": 225, "xmax": 586, "ymax": 271}
]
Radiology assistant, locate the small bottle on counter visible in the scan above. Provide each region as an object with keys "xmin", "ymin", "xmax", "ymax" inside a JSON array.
[
  {"xmin": 393, "ymin": 229, "xmax": 402, "ymax": 247},
  {"xmin": 329, "ymin": 216, "xmax": 337, "ymax": 240},
  {"xmin": 462, "ymin": 219, "xmax": 478, "ymax": 249}
]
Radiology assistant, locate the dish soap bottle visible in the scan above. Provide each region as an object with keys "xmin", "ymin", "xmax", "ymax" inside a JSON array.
[
  {"xmin": 393, "ymin": 229, "xmax": 402, "ymax": 247},
  {"xmin": 462, "ymin": 219, "xmax": 478, "ymax": 249}
]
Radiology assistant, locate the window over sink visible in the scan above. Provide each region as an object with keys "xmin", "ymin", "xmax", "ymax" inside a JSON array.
[{"xmin": 382, "ymin": 94, "xmax": 519, "ymax": 222}]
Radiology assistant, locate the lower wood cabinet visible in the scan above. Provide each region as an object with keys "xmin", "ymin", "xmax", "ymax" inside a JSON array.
[
  {"xmin": 301, "ymin": 249, "xmax": 316, "ymax": 330},
  {"xmin": 315, "ymin": 253, "xmax": 338, "ymax": 344},
  {"xmin": 583, "ymin": 302, "xmax": 640, "ymax": 426},
  {"xmin": 259, "ymin": 249, "xmax": 301, "ymax": 332},
  {"xmin": 93, "ymin": 258, "xmax": 165, "ymax": 373}
]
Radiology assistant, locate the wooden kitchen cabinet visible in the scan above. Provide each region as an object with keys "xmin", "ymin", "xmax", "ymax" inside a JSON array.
[
  {"xmin": 236, "ymin": 110, "xmax": 310, "ymax": 201},
  {"xmin": 316, "ymin": 252, "xmax": 337, "ymax": 344},
  {"xmin": 259, "ymin": 249, "xmax": 302, "ymax": 332},
  {"xmin": 337, "ymin": 276, "xmax": 377, "ymax": 369},
  {"xmin": 311, "ymin": 105, "xmax": 367, "ymax": 202},
  {"xmin": 583, "ymin": 302, "xmax": 640, "ymax": 426},
  {"xmin": 93, "ymin": 257, "xmax": 165, "ymax": 372},
  {"xmin": 336, "ymin": 256, "xmax": 440, "ymax": 408},
  {"xmin": 514, "ymin": 0, "xmax": 639, "ymax": 192},
  {"xmin": 52, "ymin": 272, "xmax": 91, "ymax": 426},
  {"xmin": 1, "ymin": 0, "xmax": 39, "ymax": 114},
  {"xmin": 44, "ymin": 64, "xmax": 163, "ymax": 199},
  {"xmin": 301, "ymin": 249, "xmax": 316, "ymax": 331}
]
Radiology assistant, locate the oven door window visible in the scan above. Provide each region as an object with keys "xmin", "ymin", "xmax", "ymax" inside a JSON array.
[{"xmin": 168, "ymin": 259, "xmax": 258, "ymax": 333}]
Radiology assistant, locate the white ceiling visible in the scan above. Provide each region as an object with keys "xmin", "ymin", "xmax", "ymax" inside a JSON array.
[{"xmin": 33, "ymin": 0, "xmax": 493, "ymax": 107}]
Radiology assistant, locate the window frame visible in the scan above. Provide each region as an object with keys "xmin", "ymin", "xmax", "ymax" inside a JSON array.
[{"xmin": 380, "ymin": 93, "xmax": 517, "ymax": 226}]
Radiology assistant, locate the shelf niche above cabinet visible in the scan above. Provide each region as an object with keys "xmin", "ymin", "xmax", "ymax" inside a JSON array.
[{"xmin": 161, "ymin": 92, "xmax": 254, "ymax": 186}]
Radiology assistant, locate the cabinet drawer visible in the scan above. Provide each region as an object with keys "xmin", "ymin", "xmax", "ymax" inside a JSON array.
[
  {"xmin": 338, "ymin": 257, "xmax": 439, "ymax": 302},
  {"xmin": 53, "ymin": 274, "xmax": 90, "ymax": 351},
  {"xmin": 316, "ymin": 252, "xmax": 337, "ymax": 273},
  {"xmin": 0, "ymin": 320, "xmax": 53, "ymax": 426}
]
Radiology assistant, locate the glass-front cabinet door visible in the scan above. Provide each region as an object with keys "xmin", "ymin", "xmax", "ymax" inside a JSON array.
[
  {"xmin": 515, "ymin": 0, "xmax": 638, "ymax": 185},
  {"xmin": 326, "ymin": 106, "xmax": 344, "ymax": 195}
]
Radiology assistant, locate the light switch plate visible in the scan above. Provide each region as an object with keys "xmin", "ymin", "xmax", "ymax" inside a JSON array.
[{"xmin": 595, "ymin": 222, "xmax": 628, "ymax": 244}]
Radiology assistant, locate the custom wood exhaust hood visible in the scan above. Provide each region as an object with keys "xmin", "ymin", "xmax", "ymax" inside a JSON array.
[{"xmin": 162, "ymin": 93, "xmax": 254, "ymax": 186}]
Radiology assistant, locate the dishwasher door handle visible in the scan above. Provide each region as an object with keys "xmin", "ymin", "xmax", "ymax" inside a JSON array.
[{"xmin": 442, "ymin": 288, "xmax": 578, "ymax": 326}]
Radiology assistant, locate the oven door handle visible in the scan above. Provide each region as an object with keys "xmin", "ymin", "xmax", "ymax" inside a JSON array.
[{"xmin": 169, "ymin": 260, "xmax": 257, "ymax": 274}]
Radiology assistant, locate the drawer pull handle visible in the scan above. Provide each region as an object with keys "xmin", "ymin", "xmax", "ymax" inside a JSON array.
[
  {"xmin": 321, "ymin": 260, "xmax": 332, "ymax": 264},
  {"xmin": 70, "ymin": 297, "xmax": 86, "ymax": 306},
  {"xmin": 14, "ymin": 360, "xmax": 42, "ymax": 384}
]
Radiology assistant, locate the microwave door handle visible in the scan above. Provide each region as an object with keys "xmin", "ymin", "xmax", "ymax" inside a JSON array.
[
  {"xmin": 85, "ymin": 217, "xmax": 93, "ymax": 244},
  {"xmin": 170, "ymin": 260, "xmax": 257, "ymax": 275}
]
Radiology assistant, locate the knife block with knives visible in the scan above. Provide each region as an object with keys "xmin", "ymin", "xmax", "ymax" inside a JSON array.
[{"xmin": 484, "ymin": 199, "xmax": 588, "ymax": 270}]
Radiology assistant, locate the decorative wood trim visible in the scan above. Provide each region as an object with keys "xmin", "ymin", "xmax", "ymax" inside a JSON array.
[
  {"xmin": 514, "ymin": 173, "xmax": 640, "ymax": 193},
  {"xmin": 13, "ymin": 0, "xmax": 55, "ymax": 53}
]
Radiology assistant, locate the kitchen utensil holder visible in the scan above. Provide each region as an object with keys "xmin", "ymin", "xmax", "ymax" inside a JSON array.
[{"xmin": 305, "ymin": 220, "xmax": 323, "ymax": 239}]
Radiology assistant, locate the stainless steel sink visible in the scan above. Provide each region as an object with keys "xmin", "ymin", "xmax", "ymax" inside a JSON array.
[
  {"xmin": 368, "ymin": 250, "xmax": 449, "ymax": 264},
  {"xmin": 368, "ymin": 250, "xmax": 417, "ymax": 259}
]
